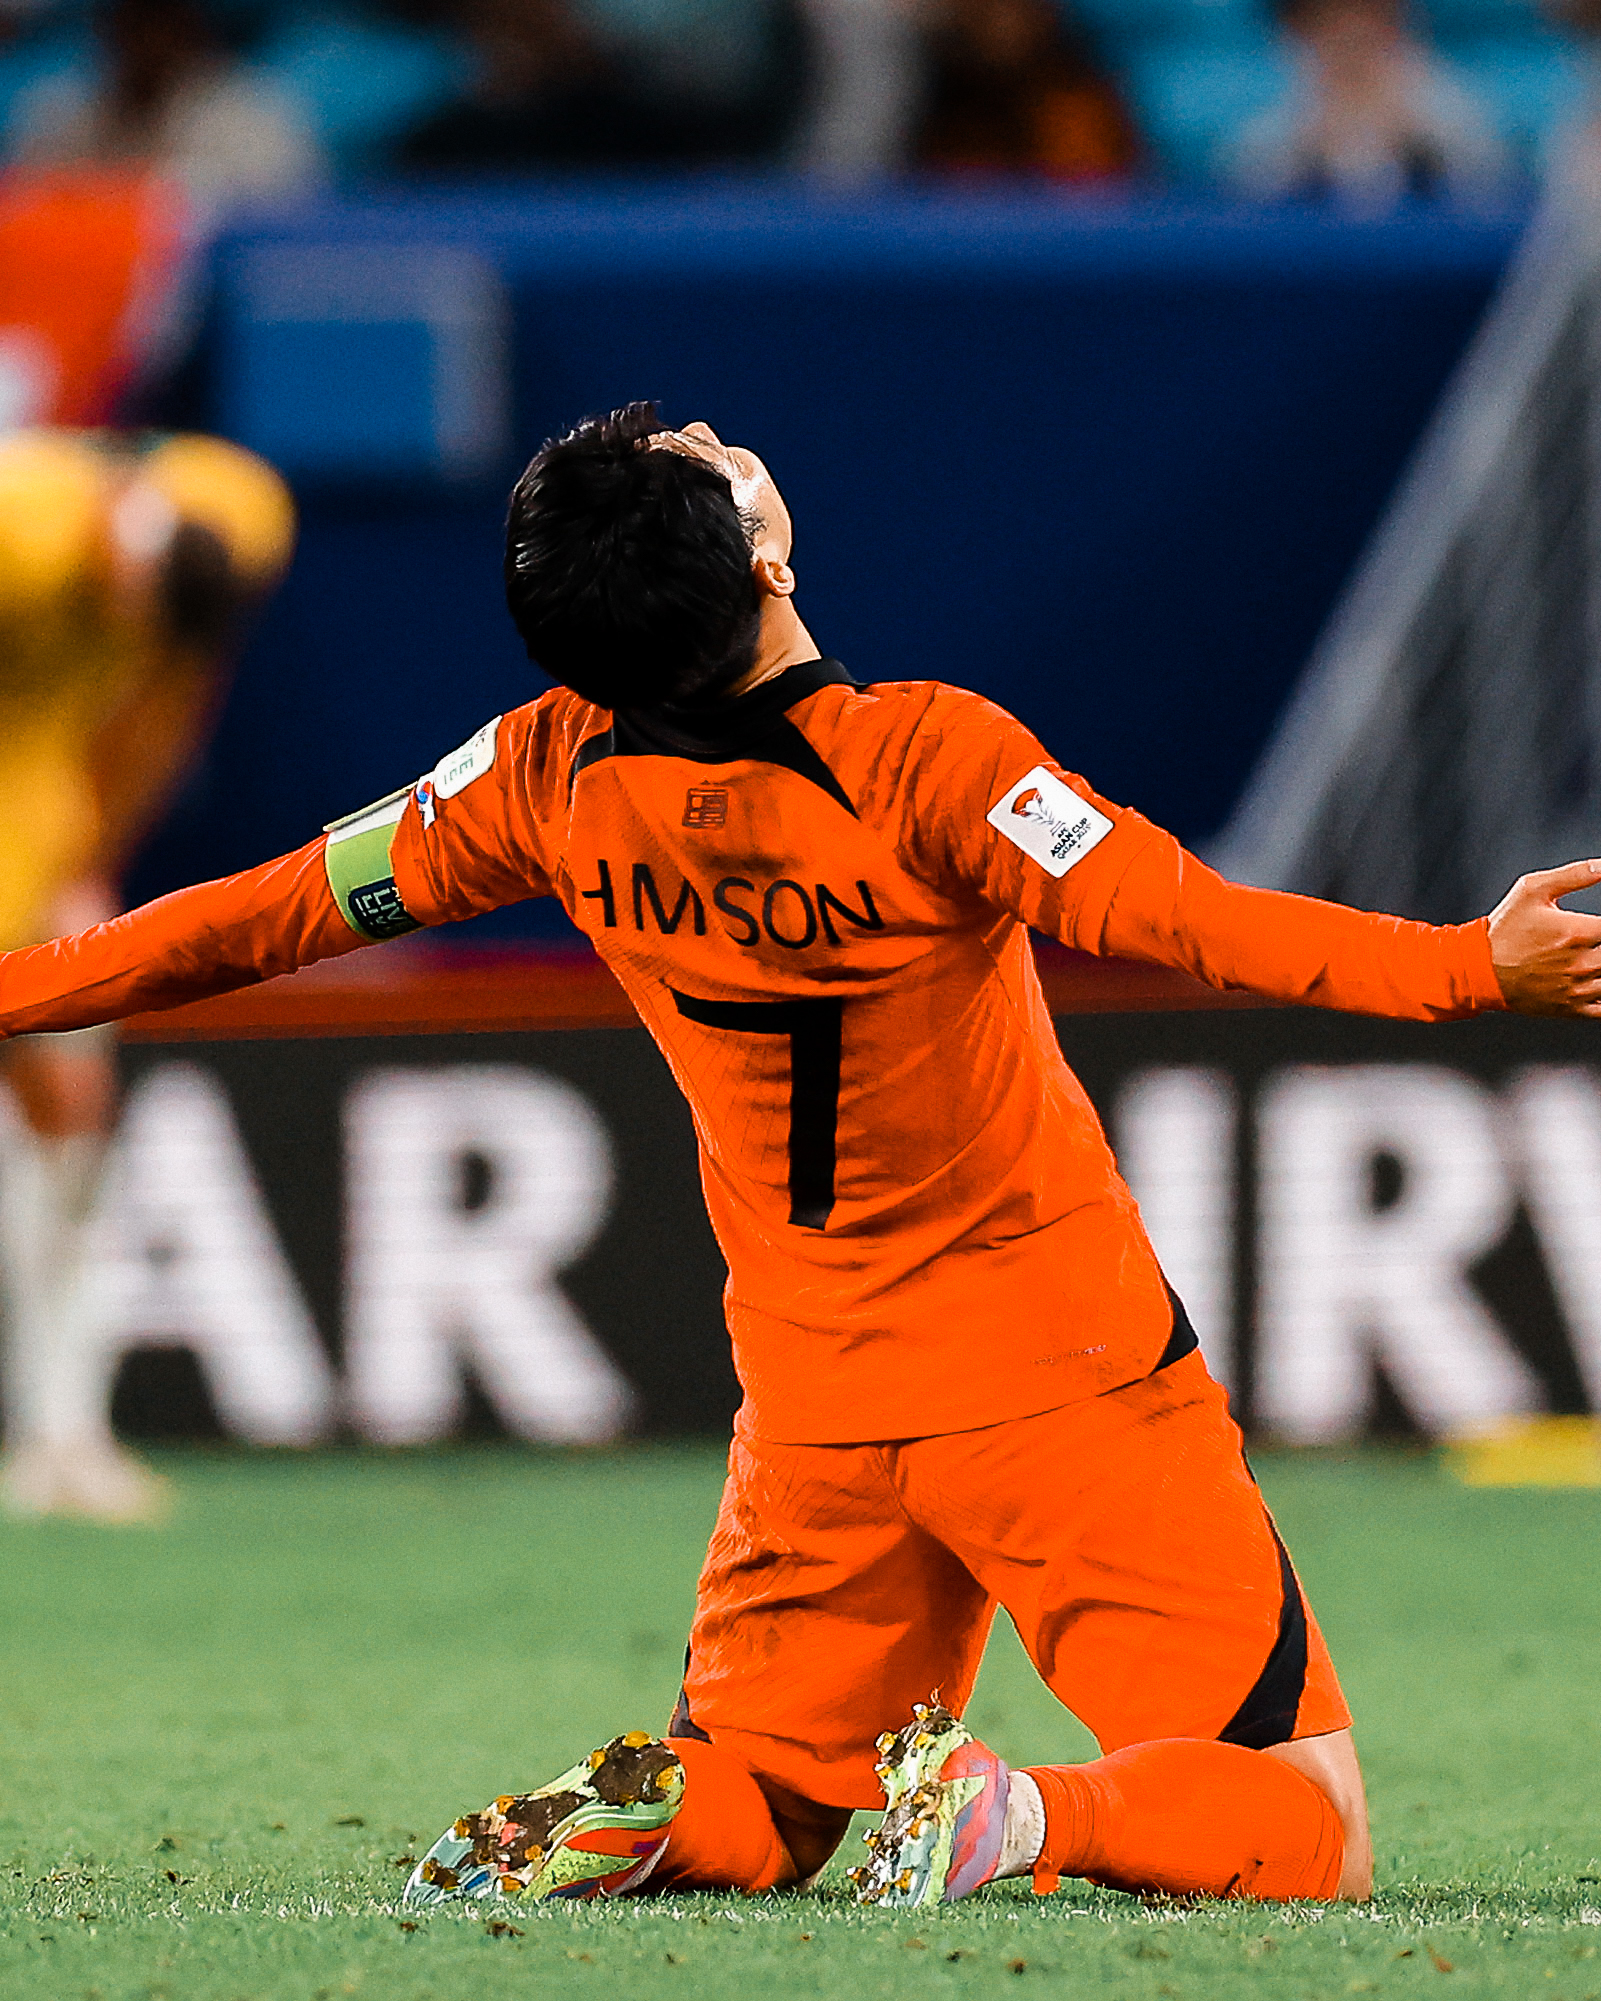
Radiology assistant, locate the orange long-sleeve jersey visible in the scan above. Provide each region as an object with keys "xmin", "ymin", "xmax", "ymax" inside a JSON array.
[{"xmin": 0, "ymin": 660, "xmax": 1504, "ymax": 1439}]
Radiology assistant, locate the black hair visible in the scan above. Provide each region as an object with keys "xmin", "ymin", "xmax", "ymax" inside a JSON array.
[{"xmin": 503, "ymin": 400, "xmax": 763, "ymax": 710}]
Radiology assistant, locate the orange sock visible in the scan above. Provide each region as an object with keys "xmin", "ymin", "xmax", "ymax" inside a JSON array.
[
  {"xmin": 1025, "ymin": 1739, "xmax": 1344, "ymax": 1901},
  {"xmin": 648, "ymin": 1737, "xmax": 796, "ymax": 1893}
]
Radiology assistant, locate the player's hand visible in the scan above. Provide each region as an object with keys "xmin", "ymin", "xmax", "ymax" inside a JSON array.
[{"xmin": 1487, "ymin": 860, "xmax": 1601, "ymax": 1015}]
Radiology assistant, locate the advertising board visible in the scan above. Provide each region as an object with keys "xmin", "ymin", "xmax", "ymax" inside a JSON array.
[{"xmin": 92, "ymin": 1007, "xmax": 1601, "ymax": 1444}]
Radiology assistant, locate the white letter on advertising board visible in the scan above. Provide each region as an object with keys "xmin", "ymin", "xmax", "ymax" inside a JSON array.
[
  {"xmin": 79, "ymin": 1063, "xmax": 335, "ymax": 1443},
  {"xmin": 1256, "ymin": 1065, "xmax": 1536, "ymax": 1441},
  {"xmin": 1503, "ymin": 1066, "xmax": 1601, "ymax": 1405},
  {"xmin": 1114, "ymin": 1067, "xmax": 1236, "ymax": 1390},
  {"xmin": 343, "ymin": 1066, "xmax": 630, "ymax": 1443}
]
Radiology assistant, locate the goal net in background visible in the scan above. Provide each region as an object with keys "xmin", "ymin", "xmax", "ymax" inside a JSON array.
[{"xmin": 1213, "ymin": 170, "xmax": 1601, "ymax": 922}]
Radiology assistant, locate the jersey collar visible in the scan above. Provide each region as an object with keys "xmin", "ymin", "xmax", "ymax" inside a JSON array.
[
  {"xmin": 570, "ymin": 657, "xmax": 861, "ymax": 816},
  {"xmin": 649, "ymin": 656, "xmax": 857, "ymax": 747}
]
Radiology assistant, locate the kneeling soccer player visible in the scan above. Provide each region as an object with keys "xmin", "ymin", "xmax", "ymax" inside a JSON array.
[{"xmin": 3, "ymin": 405, "xmax": 1599, "ymax": 1907}]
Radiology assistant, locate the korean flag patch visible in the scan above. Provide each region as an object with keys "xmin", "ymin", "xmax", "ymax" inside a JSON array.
[{"xmin": 987, "ymin": 766, "xmax": 1114, "ymax": 878}]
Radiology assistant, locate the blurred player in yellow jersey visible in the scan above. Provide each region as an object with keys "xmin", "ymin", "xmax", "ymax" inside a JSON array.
[{"xmin": 0, "ymin": 428, "xmax": 294, "ymax": 1521}]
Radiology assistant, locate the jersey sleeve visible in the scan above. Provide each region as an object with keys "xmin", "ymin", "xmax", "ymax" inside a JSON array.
[
  {"xmin": 897, "ymin": 686, "xmax": 1165, "ymax": 946},
  {"xmin": 0, "ymin": 699, "xmax": 569, "ymax": 1038},
  {"xmin": 383, "ymin": 700, "xmax": 561, "ymax": 927},
  {"xmin": 1093, "ymin": 824, "xmax": 1503, "ymax": 1019},
  {"xmin": 0, "ymin": 837, "xmax": 364, "ymax": 1036},
  {"xmin": 902, "ymin": 687, "xmax": 1504, "ymax": 1021}
]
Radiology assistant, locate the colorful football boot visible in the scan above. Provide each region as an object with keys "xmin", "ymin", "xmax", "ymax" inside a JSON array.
[
  {"xmin": 403, "ymin": 1731, "xmax": 684, "ymax": 1907},
  {"xmin": 849, "ymin": 1702, "xmax": 1012, "ymax": 1908}
]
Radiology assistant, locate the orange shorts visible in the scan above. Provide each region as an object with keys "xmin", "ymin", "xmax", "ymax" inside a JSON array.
[{"xmin": 676, "ymin": 1351, "xmax": 1349, "ymax": 1812}]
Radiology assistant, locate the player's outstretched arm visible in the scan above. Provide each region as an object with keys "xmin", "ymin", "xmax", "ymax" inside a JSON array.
[
  {"xmin": 0, "ymin": 706, "xmax": 554, "ymax": 1040},
  {"xmin": 1094, "ymin": 840, "xmax": 1601, "ymax": 1023},
  {"xmin": 908, "ymin": 691, "xmax": 1599, "ymax": 1023},
  {"xmin": 1485, "ymin": 859, "xmax": 1601, "ymax": 1016},
  {"xmin": 0, "ymin": 838, "xmax": 368, "ymax": 1039}
]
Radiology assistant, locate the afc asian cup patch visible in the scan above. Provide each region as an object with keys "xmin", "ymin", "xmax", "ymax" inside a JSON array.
[{"xmin": 986, "ymin": 766, "xmax": 1114, "ymax": 878}]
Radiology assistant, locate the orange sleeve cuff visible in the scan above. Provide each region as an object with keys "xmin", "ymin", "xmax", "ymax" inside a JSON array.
[{"xmin": 1454, "ymin": 916, "xmax": 1506, "ymax": 1012}]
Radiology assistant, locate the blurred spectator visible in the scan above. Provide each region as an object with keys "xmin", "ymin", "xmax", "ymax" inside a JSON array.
[
  {"xmin": 398, "ymin": 0, "xmax": 807, "ymax": 170},
  {"xmin": 793, "ymin": 0, "xmax": 925, "ymax": 181},
  {"xmin": 0, "ymin": 174, "xmax": 185, "ymax": 429},
  {"xmin": 1227, "ymin": 0, "xmax": 1512, "ymax": 207},
  {"xmin": 399, "ymin": 0, "xmax": 633, "ymax": 168},
  {"xmin": 0, "ymin": 429, "xmax": 296, "ymax": 1522},
  {"xmin": 914, "ymin": 0, "xmax": 1140, "ymax": 182},
  {"xmin": 5, "ymin": 0, "xmax": 324, "ymax": 207}
]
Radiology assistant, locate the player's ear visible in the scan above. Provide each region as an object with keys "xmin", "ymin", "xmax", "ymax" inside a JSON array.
[{"xmin": 752, "ymin": 552, "xmax": 796, "ymax": 599}]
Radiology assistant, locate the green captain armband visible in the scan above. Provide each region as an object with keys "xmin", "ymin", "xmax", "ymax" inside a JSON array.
[{"xmin": 323, "ymin": 787, "xmax": 422, "ymax": 940}]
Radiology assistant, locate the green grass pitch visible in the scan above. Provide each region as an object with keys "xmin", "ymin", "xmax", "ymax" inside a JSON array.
[{"xmin": 0, "ymin": 1446, "xmax": 1597, "ymax": 2000}]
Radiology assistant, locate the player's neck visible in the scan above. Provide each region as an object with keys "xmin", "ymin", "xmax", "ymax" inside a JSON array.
[{"xmin": 725, "ymin": 601, "xmax": 822, "ymax": 699}]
